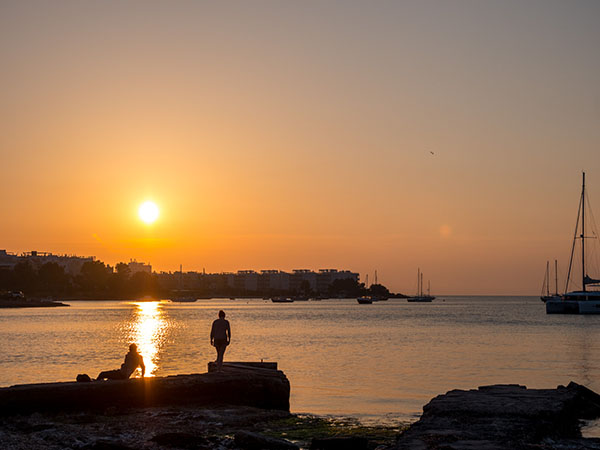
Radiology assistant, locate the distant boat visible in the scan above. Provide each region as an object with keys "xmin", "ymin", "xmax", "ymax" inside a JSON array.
[
  {"xmin": 170, "ymin": 264, "xmax": 197, "ymax": 303},
  {"xmin": 370, "ymin": 270, "xmax": 388, "ymax": 301},
  {"xmin": 357, "ymin": 297, "xmax": 373, "ymax": 304},
  {"xmin": 271, "ymin": 297, "xmax": 294, "ymax": 303},
  {"xmin": 407, "ymin": 268, "xmax": 435, "ymax": 302},
  {"xmin": 540, "ymin": 260, "xmax": 561, "ymax": 303},
  {"xmin": 547, "ymin": 173, "xmax": 600, "ymax": 314}
]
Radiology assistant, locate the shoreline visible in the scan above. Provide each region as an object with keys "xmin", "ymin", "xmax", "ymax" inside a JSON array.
[{"xmin": 2, "ymin": 367, "xmax": 600, "ymax": 449}]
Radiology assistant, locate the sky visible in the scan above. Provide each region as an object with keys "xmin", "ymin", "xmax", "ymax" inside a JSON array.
[{"xmin": 1, "ymin": 1, "xmax": 599, "ymax": 295}]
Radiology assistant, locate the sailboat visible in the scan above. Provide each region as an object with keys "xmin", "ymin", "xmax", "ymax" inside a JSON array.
[
  {"xmin": 546, "ymin": 172, "xmax": 600, "ymax": 314},
  {"xmin": 540, "ymin": 260, "xmax": 561, "ymax": 303},
  {"xmin": 407, "ymin": 268, "xmax": 435, "ymax": 302},
  {"xmin": 357, "ymin": 273, "xmax": 374, "ymax": 304},
  {"xmin": 371, "ymin": 270, "xmax": 388, "ymax": 301},
  {"xmin": 170, "ymin": 264, "xmax": 198, "ymax": 303}
]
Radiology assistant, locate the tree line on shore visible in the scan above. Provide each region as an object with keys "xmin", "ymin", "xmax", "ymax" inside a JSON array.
[{"xmin": 0, "ymin": 260, "xmax": 399, "ymax": 299}]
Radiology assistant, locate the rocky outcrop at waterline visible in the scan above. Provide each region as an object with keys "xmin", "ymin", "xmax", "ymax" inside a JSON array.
[
  {"xmin": 0, "ymin": 299, "xmax": 69, "ymax": 308},
  {"xmin": 0, "ymin": 362, "xmax": 290, "ymax": 415},
  {"xmin": 394, "ymin": 381, "xmax": 600, "ymax": 449},
  {"xmin": 5, "ymin": 366, "xmax": 600, "ymax": 449}
]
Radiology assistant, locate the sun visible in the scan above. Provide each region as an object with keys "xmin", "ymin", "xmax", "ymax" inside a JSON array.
[{"xmin": 139, "ymin": 201, "xmax": 159, "ymax": 224}]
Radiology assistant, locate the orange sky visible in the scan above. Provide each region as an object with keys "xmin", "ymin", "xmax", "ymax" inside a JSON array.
[{"xmin": 1, "ymin": 1, "xmax": 599, "ymax": 294}]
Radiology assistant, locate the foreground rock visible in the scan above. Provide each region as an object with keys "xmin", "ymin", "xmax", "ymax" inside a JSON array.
[
  {"xmin": 0, "ymin": 364, "xmax": 290, "ymax": 415},
  {"xmin": 394, "ymin": 381, "xmax": 600, "ymax": 449},
  {"xmin": 235, "ymin": 430, "xmax": 299, "ymax": 449}
]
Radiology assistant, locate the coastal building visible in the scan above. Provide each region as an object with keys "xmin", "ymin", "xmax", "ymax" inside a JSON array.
[
  {"xmin": 316, "ymin": 269, "xmax": 358, "ymax": 292},
  {"xmin": 290, "ymin": 269, "xmax": 318, "ymax": 292},
  {"xmin": 0, "ymin": 250, "xmax": 94, "ymax": 275},
  {"xmin": 127, "ymin": 259, "xmax": 152, "ymax": 274},
  {"xmin": 259, "ymin": 270, "xmax": 290, "ymax": 292},
  {"xmin": 235, "ymin": 270, "xmax": 259, "ymax": 292}
]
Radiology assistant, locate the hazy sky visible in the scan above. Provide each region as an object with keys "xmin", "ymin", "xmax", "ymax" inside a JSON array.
[{"xmin": 1, "ymin": 1, "xmax": 599, "ymax": 294}]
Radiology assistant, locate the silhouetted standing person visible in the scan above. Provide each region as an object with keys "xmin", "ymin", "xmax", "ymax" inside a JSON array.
[
  {"xmin": 97, "ymin": 343, "xmax": 145, "ymax": 380},
  {"xmin": 211, "ymin": 310, "xmax": 231, "ymax": 371}
]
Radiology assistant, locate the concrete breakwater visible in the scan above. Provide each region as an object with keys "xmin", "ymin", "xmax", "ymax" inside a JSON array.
[
  {"xmin": 0, "ymin": 362, "xmax": 290, "ymax": 415},
  {"xmin": 2, "ymin": 369, "xmax": 600, "ymax": 449}
]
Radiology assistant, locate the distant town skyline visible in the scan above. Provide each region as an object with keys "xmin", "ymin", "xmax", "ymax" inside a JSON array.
[{"xmin": 1, "ymin": 1, "xmax": 599, "ymax": 295}]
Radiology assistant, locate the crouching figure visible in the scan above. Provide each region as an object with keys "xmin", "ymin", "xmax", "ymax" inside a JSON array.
[{"xmin": 97, "ymin": 343, "xmax": 145, "ymax": 380}]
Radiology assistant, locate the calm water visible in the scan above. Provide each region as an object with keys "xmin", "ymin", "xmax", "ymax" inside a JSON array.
[{"xmin": 1, "ymin": 297, "xmax": 600, "ymax": 424}]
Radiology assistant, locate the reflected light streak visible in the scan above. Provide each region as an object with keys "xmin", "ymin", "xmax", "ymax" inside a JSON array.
[{"xmin": 130, "ymin": 301, "xmax": 167, "ymax": 377}]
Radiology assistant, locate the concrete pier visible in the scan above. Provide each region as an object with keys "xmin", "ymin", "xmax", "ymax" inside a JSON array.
[{"xmin": 0, "ymin": 363, "xmax": 290, "ymax": 415}]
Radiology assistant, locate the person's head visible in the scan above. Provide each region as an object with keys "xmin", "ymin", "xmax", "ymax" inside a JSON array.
[
  {"xmin": 218, "ymin": 310, "xmax": 225, "ymax": 319},
  {"xmin": 129, "ymin": 343, "xmax": 138, "ymax": 352}
]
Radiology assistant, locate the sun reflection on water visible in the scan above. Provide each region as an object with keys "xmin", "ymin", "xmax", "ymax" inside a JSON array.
[{"xmin": 128, "ymin": 301, "xmax": 168, "ymax": 377}]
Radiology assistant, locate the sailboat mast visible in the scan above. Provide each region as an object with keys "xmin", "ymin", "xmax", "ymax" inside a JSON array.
[
  {"xmin": 582, "ymin": 172, "xmax": 586, "ymax": 293},
  {"xmin": 565, "ymin": 185, "xmax": 583, "ymax": 293},
  {"xmin": 554, "ymin": 259, "xmax": 558, "ymax": 295},
  {"xmin": 420, "ymin": 272, "xmax": 424, "ymax": 297},
  {"xmin": 417, "ymin": 268, "xmax": 420, "ymax": 296},
  {"xmin": 546, "ymin": 260, "xmax": 550, "ymax": 296}
]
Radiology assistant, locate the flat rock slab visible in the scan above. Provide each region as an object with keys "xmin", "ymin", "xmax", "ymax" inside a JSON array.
[
  {"xmin": 395, "ymin": 382, "xmax": 600, "ymax": 449},
  {"xmin": 0, "ymin": 366, "xmax": 290, "ymax": 415}
]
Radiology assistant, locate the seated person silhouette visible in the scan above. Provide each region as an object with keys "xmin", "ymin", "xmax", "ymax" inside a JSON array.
[{"xmin": 97, "ymin": 343, "xmax": 145, "ymax": 380}]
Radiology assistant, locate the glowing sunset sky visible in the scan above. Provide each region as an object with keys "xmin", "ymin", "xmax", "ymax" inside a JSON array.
[{"xmin": 1, "ymin": 1, "xmax": 599, "ymax": 294}]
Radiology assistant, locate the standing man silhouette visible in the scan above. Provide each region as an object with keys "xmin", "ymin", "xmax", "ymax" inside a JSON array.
[{"xmin": 210, "ymin": 310, "xmax": 231, "ymax": 371}]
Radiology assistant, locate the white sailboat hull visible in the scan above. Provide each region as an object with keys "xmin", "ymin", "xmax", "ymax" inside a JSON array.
[{"xmin": 546, "ymin": 292, "xmax": 600, "ymax": 314}]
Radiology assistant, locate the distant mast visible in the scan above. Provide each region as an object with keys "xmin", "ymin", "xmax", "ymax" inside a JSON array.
[
  {"xmin": 565, "ymin": 172, "xmax": 587, "ymax": 294},
  {"xmin": 582, "ymin": 172, "xmax": 586, "ymax": 293},
  {"xmin": 554, "ymin": 259, "xmax": 558, "ymax": 295},
  {"xmin": 546, "ymin": 261, "xmax": 550, "ymax": 296}
]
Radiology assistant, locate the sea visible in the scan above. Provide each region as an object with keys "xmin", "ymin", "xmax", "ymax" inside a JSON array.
[{"xmin": 1, "ymin": 296, "xmax": 600, "ymax": 426}]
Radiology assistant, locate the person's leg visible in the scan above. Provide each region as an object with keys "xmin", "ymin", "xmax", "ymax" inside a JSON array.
[
  {"xmin": 97, "ymin": 371, "xmax": 109, "ymax": 380},
  {"xmin": 97, "ymin": 369, "xmax": 126, "ymax": 380},
  {"xmin": 215, "ymin": 341, "xmax": 226, "ymax": 370}
]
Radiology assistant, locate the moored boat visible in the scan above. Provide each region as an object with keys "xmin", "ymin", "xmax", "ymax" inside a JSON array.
[
  {"xmin": 407, "ymin": 268, "xmax": 435, "ymax": 302},
  {"xmin": 540, "ymin": 260, "xmax": 561, "ymax": 303},
  {"xmin": 546, "ymin": 173, "xmax": 600, "ymax": 314}
]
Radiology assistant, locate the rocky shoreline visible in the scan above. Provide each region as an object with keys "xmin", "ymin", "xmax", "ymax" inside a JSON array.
[
  {"xmin": 394, "ymin": 381, "xmax": 600, "ymax": 450},
  {"xmin": 0, "ymin": 299, "xmax": 69, "ymax": 308},
  {"xmin": 2, "ymin": 369, "xmax": 600, "ymax": 449}
]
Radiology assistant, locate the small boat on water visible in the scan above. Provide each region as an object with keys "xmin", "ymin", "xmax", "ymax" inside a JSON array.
[
  {"xmin": 357, "ymin": 297, "xmax": 373, "ymax": 304},
  {"xmin": 170, "ymin": 297, "xmax": 197, "ymax": 302},
  {"xmin": 540, "ymin": 260, "xmax": 561, "ymax": 303},
  {"xmin": 407, "ymin": 268, "xmax": 435, "ymax": 302},
  {"xmin": 271, "ymin": 297, "xmax": 294, "ymax": 303},
  {"xmin": 547, "ymin": 172, "xmax": 600, "ymax": 314}
]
